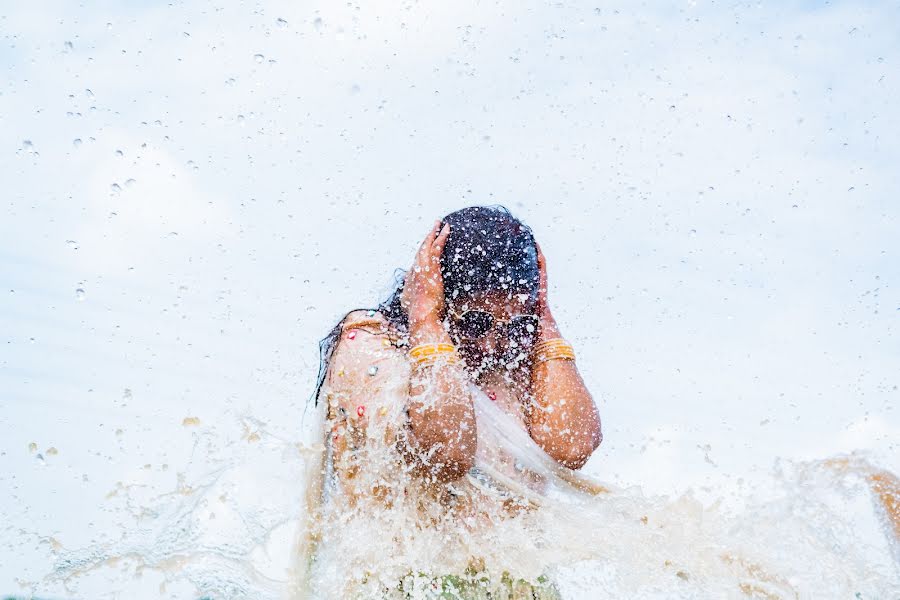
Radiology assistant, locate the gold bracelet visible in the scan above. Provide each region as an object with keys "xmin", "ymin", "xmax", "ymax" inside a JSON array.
[
  {"xmin": 533, "ymin": 338, "xmax": 576, "ymax": 364},
  {"xmin": 534, "ymin": 344, "xmax": 575, "ymax": 358},
  {"xmin": 535, "ymin": 349, "xmax": 575, "ymax": 364},
  {"xmin": 409, "ymin": 343, "xmax": 456, "ymax": 358},
  {"xmin": 533, "ymin": 337, "xmax": 571, "ymax": 353},
  {"xmin": 409, "ymin": 343, "xmax": 461, "ymax": 367},
  {"xmin": 413, "ymin": 352, "xmax": 461, "ymax": 367}
]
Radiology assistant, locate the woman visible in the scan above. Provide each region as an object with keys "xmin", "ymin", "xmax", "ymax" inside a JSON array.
[{"xmin": 297, "ymin": 205, "xmax": 603, "ymax": 598}]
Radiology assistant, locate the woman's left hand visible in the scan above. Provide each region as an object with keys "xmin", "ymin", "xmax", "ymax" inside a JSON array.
[{"xmin": 534, "ymin": 241, "xmax": 554, "ymax": 324}]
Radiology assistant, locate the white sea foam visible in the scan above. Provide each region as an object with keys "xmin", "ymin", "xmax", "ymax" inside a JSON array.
[{"xmin": 37, "ymin": 379, "xmax": 900, "ymax": 599}]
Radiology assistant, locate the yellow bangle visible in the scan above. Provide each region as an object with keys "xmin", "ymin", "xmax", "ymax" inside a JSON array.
[
  {"xmin": 533, "ymin": 337, "xmax": 571, "ymax": 352},
  {"xmin": 533, "ymin": 338, "xmax": 576, "ymax": 364},
  {"xmin": 535, "ymin": 350, "xmax": 575, "ymax": 363},
  {"xmin": 409, "ymin": 343, "xmax": 461, "ymax": 367},
  {"xmin": 413, "ymin": 352, "xmax": 461, "ymax": 367},
  {"xmin": 409, "ymin": 343, "xmax": 456, "ymax": 358}
]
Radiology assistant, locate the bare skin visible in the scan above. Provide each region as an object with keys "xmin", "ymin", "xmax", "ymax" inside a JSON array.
[
  {"xmin": 399, "ymin": 220, "xmax": 478, "ymax": 482},
  {"xmin": 397, "ymin": 220, "xmax": 602, "ymax": 480},
  {"xmin": 445, "ymin": 240, "xmax": 602, "ymax": 469}
]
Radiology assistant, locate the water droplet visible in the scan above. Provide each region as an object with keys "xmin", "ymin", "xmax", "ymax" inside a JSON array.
[
  {"xmin": 75, "ymin": 288, "xmax": 86, "ymax": 301},
  {"xmin": 66, "ymin": 239, "xmax": 79, "ymax": 250},
  {"xmin": 28, "ymin": 442, "xmax": 37, "ymax": 453},
  {"xmin": 313, "ymin": 17, "xmax": 324, "ymax": 31},
  {"xmin": 64, "ymin": 41, "xmax": 74, "ymax": 51},
  {"xmin": 85, "ymin": 89, "xmax": 94, "ymax": 99},
  {"xmin": 115, "ymin": 149, "xmax": 124, "ymax": 157},
  {"xmin": 22, "ymin": 140, "xmax": 34, "ymax": 153},
  {"xmin": 72, "ymin": 138, "xmax": 82, "ymax": 148},
  {"xmin": 253, "ymin": 53, "xmax": 265, "ymax": 63},
  {"xmin": 125, "ymin": 178, "xmax": 136, "ymax": 188},
  {"xmin": 367, "ymin": 365, "xmax": 379, "ymax": 376},
  {"xmin": 276, "ymin": 17, "xmax": 288, "ymax": 29},
  {"xmin": 110, "ymin": 182, "xmax": 122, "ymax": 194}
]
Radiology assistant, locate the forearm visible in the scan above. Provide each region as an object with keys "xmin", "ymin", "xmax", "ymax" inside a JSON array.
[
  {"xmin": 528, "ymin": 317, "xmax": 602, "ymax": 469},
  {"xmin": 404, "ymin": 315, "xmax": 477, "ymax": 481}
]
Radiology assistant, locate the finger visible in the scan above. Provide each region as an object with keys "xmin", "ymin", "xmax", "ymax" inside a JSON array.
[
  {"xmin": 413, "ymin": 220, "xmax": 441, "ymax": 267},
  {"xmin": 428, "ymin": 223, "xmax": 450, "ymax": 262},
  {"xmin": 418, "ymin": 219, "xmax": 440, "ymax": 251},
  {"xmin": 432, "ymin": 223, "xmax": 450, "ymax": 250},
  {"xmin": 534, "ymin": 243, "xmax": 548, "ymax": 301}
]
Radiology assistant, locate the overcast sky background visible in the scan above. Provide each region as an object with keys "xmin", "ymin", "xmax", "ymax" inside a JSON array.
[{"xmin": 1, "ymin": 0, "xmax": 898, "ymax": 595}]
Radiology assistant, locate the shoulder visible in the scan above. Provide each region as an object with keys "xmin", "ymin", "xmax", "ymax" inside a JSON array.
[
  {"xmin": 329, "ymin": 309, "xmax": 405, "ymax": 371},
  {"xmin": 324, "ymin": 309, "xmax": 409, "ymax": 401},
  {"xmin": 340, "ymin": 308, "xmax": 390, "ymax": 331}
]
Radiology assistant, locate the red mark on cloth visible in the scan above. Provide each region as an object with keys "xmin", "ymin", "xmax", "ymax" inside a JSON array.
[
  {"xmin": 356, "ymin": 405, "xmax": 366, "ymax": 418},
  {"xmin": 346, "ymin": 330, "xmax": 357, "ymax": 340}
]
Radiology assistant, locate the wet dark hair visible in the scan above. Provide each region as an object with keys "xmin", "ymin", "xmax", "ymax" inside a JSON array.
[{"xmin": 309, "ymin": 204, "xmax": 540, "ymax": 406}]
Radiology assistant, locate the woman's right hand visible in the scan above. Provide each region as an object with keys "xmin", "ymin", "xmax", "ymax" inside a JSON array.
[
  {"xmin": 401, "ymin": 219, "xmax": 451, "ymax": 325},
  {"xmin": 399, "ymin": 220, "xmax": 475, "ymax": 483}
]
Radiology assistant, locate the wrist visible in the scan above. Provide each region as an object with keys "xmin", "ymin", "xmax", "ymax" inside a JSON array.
[
  {"xmin": 409, "ymin": 306, "xmax": 441, "ymax": 327},
  {"xmin": 409, "ymin": 314, "xmax": 451, "ymax": 347},
  {"xmin": 538, "ymin": 314, "xmax": 561, "ymax": 339}
]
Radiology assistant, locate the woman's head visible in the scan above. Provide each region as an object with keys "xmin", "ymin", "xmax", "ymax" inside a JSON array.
[
  {"xmin": 311, "ymin": 204, "xmax": 540, "ymax": 406},
  {"xmin": 435, "ymin": 206, "xmax": 541, "ymax": 373},
  {"xmin": 438, "ymin": 205, "xmax": 540, "ymax": 313}
]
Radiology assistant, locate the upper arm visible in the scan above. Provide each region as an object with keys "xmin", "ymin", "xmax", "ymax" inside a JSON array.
[{"xmin": 322, "ymin": 310, "xmax": 407, "ymax": 488}]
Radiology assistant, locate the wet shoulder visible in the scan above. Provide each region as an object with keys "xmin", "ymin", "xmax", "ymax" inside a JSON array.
[
  {"xmin": 341, "ymin": 308, "xmax": 392, "ymax": 333},
  {"xmin": 325, "ymin": 309, "xmax": 411, "ymax": 434},
  {"xmin": 327, "ymin": 309, "xmax": 409, "ymax": 386}
]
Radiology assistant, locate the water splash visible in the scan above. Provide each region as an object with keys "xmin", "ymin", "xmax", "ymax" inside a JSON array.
[
  {"xmin": 29, "ymin": 388, "xmax": 900, "ymax": 599},
  {"xmin": 29, "ymin": 417, "xmax": 309, "ymax": 599}
]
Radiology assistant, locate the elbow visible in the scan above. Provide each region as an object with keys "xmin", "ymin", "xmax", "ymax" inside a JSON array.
[
  {"xmin": 410, "ymin": 444, "xmax": 475, "ymax": 483},
  {"xmin": 432, "ymin": 447, "xmax": 475, "ymax": 482},
  {"xmin": 552, "ymin": 449, "xmax": 591, "ymax": 471},
  {"xmin": 400, "ymin": 429, "xmax": 477, "ymax": 483},
  {"xmin": 551, "ymin": 424, "xmax": 602, "ymax": 470}
]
